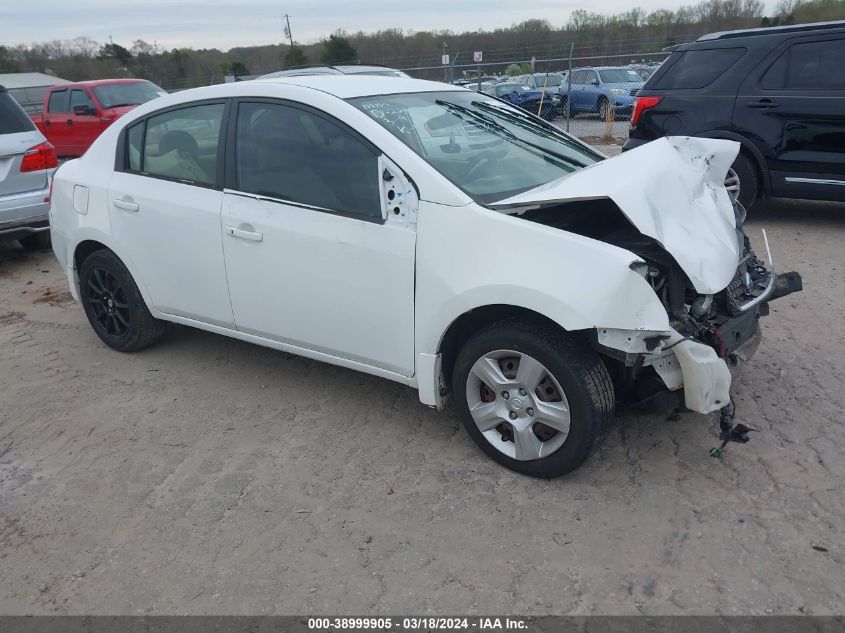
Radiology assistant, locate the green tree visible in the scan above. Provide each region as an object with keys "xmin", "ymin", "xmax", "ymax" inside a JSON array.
[
  {"xmin": 229, "ymin": 61, "xmax": 249, "ymax": 76},
  {"xmin": 283, "ymin": 45, "xmax": 309, "ymax": 68},
  {"xmin": 320, "ymin": 33, "xmax": 357, "ymax": 65},
  {"xmin": 505, "ymin": 63, "xmax": 522, "ymax": 76},
  {"xmin": 97, "ymin": 42, "xmax": 133, "ymax": 65}
]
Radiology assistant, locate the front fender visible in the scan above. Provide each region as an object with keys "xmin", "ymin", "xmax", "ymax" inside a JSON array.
[{"xmin": 414, "ymin": 201, "xmax": 671, "ymax": 359}]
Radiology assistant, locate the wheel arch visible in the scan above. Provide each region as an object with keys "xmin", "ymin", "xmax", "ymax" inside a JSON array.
[
  {"xmin": 695, "ymin": 130, "xmax": 770, "ymax": 195},
  {"xmin": 71, "ymin": 233, "xmax": 157, "ymax": 314},
  {"xmin": 436, "ymin": 304, "xmax": 578, "ymax": 391}
]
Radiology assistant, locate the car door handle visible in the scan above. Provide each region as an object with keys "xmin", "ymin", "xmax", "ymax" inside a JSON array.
[
  {"xmin": 44, "ymin": 120, "xmax": 51, "ymax": 128},
  {"xmin": 66, "ymin": 119, "xmax": 74, "ymax": 126},
  {"xmin": 112, "ymin": 198, "xmax": 139, "ymax": 212},
  {"xmin": 225, "ymin": 226, "xmax": 263, "ymax": 242},
  {"xmin": 747, "ymin": 99, "xmax": 779, "ymax": 109}
]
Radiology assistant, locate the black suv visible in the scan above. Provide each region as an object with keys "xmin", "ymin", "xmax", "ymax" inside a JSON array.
[{"xmin": 624, "ymin": 21, "xmax": 845, "ymax": 209}]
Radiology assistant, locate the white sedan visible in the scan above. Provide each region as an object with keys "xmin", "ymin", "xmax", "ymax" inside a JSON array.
[{"xmin": 49, "ymin": 76, "xmax": 800, "ymax": 477}]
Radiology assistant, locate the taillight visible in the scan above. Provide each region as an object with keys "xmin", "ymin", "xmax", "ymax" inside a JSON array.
[
  {"xmin": 20, "ymin": 141, "xmax": 58, "ymax": 173},
  {"xmin": 630, "ymin": 96, "xmax": 663, "ymax": 127}
]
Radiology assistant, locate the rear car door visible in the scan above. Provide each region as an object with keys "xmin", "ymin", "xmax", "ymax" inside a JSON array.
[
  {"xmin": 734, "ymin": 35, "xmax": 845, "ymax": 201},
  {"xmin": 568, "ymin": 71, "xmax": 586, "ymax": 109},
  {"xmin": 44, "ymin": 89, "xmax": 71, "ymax": 156},
  {"xmin": 220, "ymin": 99, "xmax": 416, "ymax": 375},
  {"xmin": 108, "ymin": 100, "xmax": 235, "ymax": 326},
  {"xmin": 68, "ymin": 88, "xmax": 101, "ymax": 156}
]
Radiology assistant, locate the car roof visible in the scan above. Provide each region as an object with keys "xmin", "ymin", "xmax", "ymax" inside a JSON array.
[
  {"xmin": 250, "ymin": 75, "xmax": 462, "ymax": 98},
  {"xmin": 53, "ymin": 78, "xmax": 153, "ymax": 89},
  {"xmin": 697, "ymin": 19, "xmax": 845, "ymax": 42}
]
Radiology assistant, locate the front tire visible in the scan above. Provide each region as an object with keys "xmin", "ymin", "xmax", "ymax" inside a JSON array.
[
  {"xmin": 451, "ymin": 319, "xmax": 614, "ymax": 478},
  {"xmin": 79, "ymin": 249, "xmax": 166, "ymax": 352},
  {"xmin": 597, "ymin": 97, "xmax": 610, "ymax": 120},
  {"xmin": 725, "ymin": 152, "xmax": 759, "ymax": 211}
]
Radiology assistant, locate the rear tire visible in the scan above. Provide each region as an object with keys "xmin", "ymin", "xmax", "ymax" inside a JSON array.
[
  {"xmin": 451, "ymin": 318, "xmax": 614, "ymax": 478},
  {"xmin": 79, "ymin": 249, "xmax": 166, "ymax": 352},
  {"xmin": 727, "ymin": 153, "xmax": 760, "ymax": 211},
  {"xmin": 19, "ymin": 232, "xmax": 51, "ymax": 251}
]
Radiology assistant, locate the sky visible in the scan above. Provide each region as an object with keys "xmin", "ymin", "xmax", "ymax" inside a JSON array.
[{"xmin": 0, "ymin": 0, "xmax": 768, "ymax": 51}]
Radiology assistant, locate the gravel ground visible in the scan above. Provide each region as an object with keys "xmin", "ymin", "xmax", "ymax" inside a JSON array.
[{"xmin": 0, "ymin": 197, "xmax": 843, "ymax": 616}]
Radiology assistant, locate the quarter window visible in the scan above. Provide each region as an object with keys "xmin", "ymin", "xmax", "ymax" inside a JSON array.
[
  {"xmin": 234, "ymin": 102, "xmax": 381, "ymax": 220},
  {"xmin": 654, "ymin": 48, "xmax": 746, "ymax": 89},
  {"xmin": 761, "ymin": 39, "xmax": 845, "ymax": 90},
  {"xmin": 134, "ymin": 103, "xmax": 224, "ymax": 186}
]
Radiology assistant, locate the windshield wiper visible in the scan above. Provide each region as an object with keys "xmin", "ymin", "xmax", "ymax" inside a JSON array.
[
  {"xmin": 435, "ymin": 100, "xmax": 586, "ymax": 170},
  {"xmin": 472, "ymin": 101, "xmax": 588, "ymax": 168}
]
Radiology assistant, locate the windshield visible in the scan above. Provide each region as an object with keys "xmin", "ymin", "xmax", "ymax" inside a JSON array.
[
  {"xmin": 92, "ymin": 81, "xmax": 165, "ymax": 109},
  {"xmin": 349, "ymin": 91, "xmax": 602, "ymax": 204},
  {"xmin": 598, "ymin": 69, "xmax": 643, "ymax": 84},
  {"xmin": 532, "ymin": 74, "xmax": 562, "ymax": 87}
]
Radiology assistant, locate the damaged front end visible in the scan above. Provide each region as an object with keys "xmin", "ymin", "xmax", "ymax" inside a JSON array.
[
  {"xmin": 597, "ymin": 208, "xmax": 803, "ymax": 415},
  {"xmin": 491, "ymin": 136, "xmax": 803, "ymax": 415}
]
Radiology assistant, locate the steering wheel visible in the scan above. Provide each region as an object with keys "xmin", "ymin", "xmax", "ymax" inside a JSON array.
[{"xmin": 464, "ymin": 152, "xmax": 498, "ymax": 182}]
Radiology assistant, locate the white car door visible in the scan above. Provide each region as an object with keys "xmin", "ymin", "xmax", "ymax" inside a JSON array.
[
  {"xmin": 220, "ymin": 100, "xmax": 416, "ymax": 376},
  {"xmin": 108, "ymin": 101, "xmax": 234, "ymax": 327}
]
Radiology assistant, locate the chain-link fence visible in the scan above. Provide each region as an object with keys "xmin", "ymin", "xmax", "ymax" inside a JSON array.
[{"xmin": 400, "ymin": 51, "xmax": 668, "ymax": 145}]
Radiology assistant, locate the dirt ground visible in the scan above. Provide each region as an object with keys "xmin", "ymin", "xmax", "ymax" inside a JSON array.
[{"xmin": 1, "ymin": 197, "xmax": 843, "ymax": 616}]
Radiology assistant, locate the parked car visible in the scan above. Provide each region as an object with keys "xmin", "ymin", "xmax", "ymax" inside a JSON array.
[
  {"xmin": 628, "ymin": 64, "xmax": 662, "ymax": 80},
  {"xmin": 30, "ymin": 79, "xmax": 165, "ymax": 158},
  {"xmin": 260, "ymin": 64, "xmax": 410, "ymax": 79},
  {"xmin": 564, "ymin": 67, "xmax": 644, "ymax": 119},
  {"xmin": 625, "ymin": 21, "xmax": 845, "ymax": 209},
  {"xmin": 0, "ymin": 85, "xmax": 57, "ymax": 250},
  {"xmin": 517, "ymin": 72, "xmax": 566, "ymax": 114},
  {"xmin": 483, "ymin": 82, "xmax": 559, "ymax": 119},
  {"xmin": 50, "ymin": 76, "xmax": 801, "ymax": 477}
]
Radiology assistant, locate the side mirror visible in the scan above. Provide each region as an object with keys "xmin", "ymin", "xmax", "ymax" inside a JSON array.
[
  {"xmin": 73, "ymin": 105, "xmax": 96, "ymax": 116},
  {"xmin": 590, "ymin": 79, "xmax": 600, "ymax": 86}
]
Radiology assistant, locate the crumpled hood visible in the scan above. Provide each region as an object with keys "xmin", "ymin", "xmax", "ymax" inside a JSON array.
[{"xmin": 491, "ymin": 136, "xmax": 741, "ymax": 294}]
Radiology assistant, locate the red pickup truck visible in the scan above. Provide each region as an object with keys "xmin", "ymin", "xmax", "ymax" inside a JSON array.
[{"xmin": 31, "ymin": 79, "xmax": 166, "ymax": 158}]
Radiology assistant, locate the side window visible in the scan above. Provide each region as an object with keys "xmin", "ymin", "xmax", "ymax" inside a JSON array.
[
  {"xmin": 571, "ymin": 71, "xmax": 584, "ymax": 84},
  {"xmin": 235, "ymin": 102, "xmax": 381, "ymax": 220},
  {"xmin": 761, "ymin": 39, "xmax": 845, "ymax": 90},
  {"xmin": 126, "ymin": 122, "xmax": 144, "ymax": 172},
  {"xmin": 585, "ymin": 71, "xmax": 598, "ymax": 85},
  {"xmin": 47, "ymin": 90, "xmax": 68, "ymax": 114},
  {"xmin": 69, "ymin": 89, "xmax": 93, "ymax": 113},
  {"xmin": 140, "ymin": 103, "xmax": 224, "ymax": 186},
  {"xmin": 654, "ymin": 48, "xmax": 746, "ymax": 89}
]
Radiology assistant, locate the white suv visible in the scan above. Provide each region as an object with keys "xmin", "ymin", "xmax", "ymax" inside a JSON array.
[{"xmin": 49, "ymin": 76, "xmax": 800, "ymax": 477}]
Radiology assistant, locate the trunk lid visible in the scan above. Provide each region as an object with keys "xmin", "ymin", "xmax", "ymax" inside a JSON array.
[
  {"xmin": 489, "ymin": 136, "xmax": 741, "ymax": 294},
  {"xmin": 0, "ymin": 130, "xmax": 48, "ymax": 197}
]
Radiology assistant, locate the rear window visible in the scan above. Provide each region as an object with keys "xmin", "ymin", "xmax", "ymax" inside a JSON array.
[
  {"xmin": 0, "ymin": 91, "xmax": 36, "ymax": 134},
  {"xmin": 654, "ymin": 48, "xmax": 746, "ymax": 89}
]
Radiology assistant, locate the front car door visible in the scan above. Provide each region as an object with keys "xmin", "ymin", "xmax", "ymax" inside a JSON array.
[
  {"xmin": 220, "ymin": 99, "xmax": 416, "ymax": 376},
  {"xmin": 108, "ymin": 100, "xmax": 235, "ymax": 327},
  {"xmin": 68, "ymin": 88, "xmax": 101, "ymax": 156},
  {"xmin": 568, "ymin": 71, "xmax": 587, "ymax": 110},
  {"xmin": 735, "ymin": 34, "xmax": 845, "ymax": 201}
]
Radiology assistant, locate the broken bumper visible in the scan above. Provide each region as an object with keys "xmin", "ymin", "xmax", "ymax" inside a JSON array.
[{"xmin": 643, "ymin": 270, "xmax": 801, "ymax": 415}]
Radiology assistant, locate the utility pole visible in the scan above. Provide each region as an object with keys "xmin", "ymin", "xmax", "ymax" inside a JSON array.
[
  {"xmin": 283, "ymin": 14, "xmax": 294, "ymax": 47},
  {"xmin": 442, "ymin": 41, "xmax": 448, "ymax": 83}
]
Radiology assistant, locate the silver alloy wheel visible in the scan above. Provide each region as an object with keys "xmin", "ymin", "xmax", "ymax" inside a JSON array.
[
  {"xmin": 465, "ymin": 350, "xmax": 571, "ymax": 461},
  {"xmin": 725, "ymin": 167, "xmax": 741, "ymax": 203}
]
